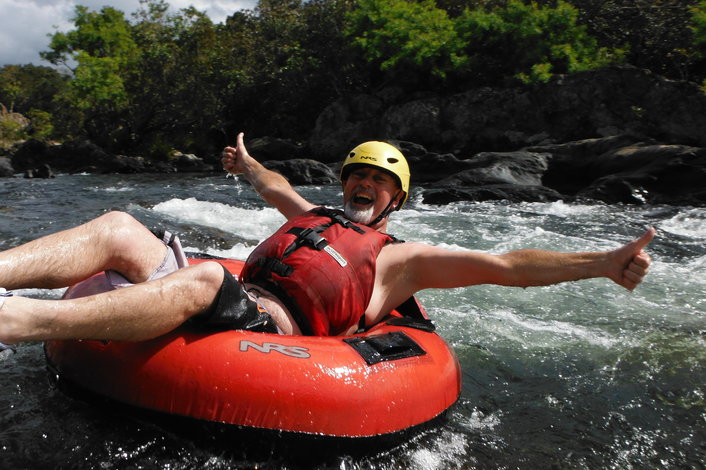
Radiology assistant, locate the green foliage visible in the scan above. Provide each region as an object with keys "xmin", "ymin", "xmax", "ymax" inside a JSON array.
[
  {"xmin": 346, "ymin": 0, "xmax": 463, "ymax": 78},
  {"xmin": 127, "ymin": 2, "xmax": 228, "ymax": 153},
  {"xmin": 692, "ymin": 1, "xmax": 706, "ymax": 90},
  {"xmin": 72, "ymin": 53, "xmax": 131, "ymax": 108},
  {"xmin": 0, "ymin": 74, "xmax": 22, "ymax": 113},
  {"xmin": 221, "ymin": 0, "xmax": 362, "ymax": 137},
  {"xmin": 0, "ymin": 65, "xmax": 67, "ymax": 145},
  {"xmin": 43, "ymin": 6, "xmax": 139, "ymax": 109},
  {"xmin": 344, "ymin": 0, "xmax": 624, "ymax": 86},
  {"xmin": 570, "ymin": 0, "xmax": 698, "ymax": 81},
  {"xmin": 692, "ymin": 1, "xmax": 706, "ymax": 54},
  {"xmin": 25, "ymin": 109, "xmax": 54, "ymax": 141},
  {"xmin": 455, "ymin": 0, "xmax": 625, "ymax": 83},
  {"xmin": 0, "ymin": 65, "xmax": 69, "ymax": 114},
  {"xmin": 0, "ymin": 117, "xmax": 26, "ymax": 143}
]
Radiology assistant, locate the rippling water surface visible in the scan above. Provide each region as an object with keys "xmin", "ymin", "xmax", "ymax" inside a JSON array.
[{"xmin": 1, "ymin": 173, "xmax": 704, "ymax": 469}]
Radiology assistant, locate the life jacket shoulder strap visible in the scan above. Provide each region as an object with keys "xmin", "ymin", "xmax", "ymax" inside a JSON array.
[{"xmin": 310, "ymin": 207, "xmax": 366, "ymax": 234}]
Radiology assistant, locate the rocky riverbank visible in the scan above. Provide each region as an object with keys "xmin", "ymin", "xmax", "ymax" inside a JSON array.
[
  {"xmin": 2, "ymin": 65, "xmax": 705, "ymax": 207},
  {"xmin": 247, "ymin": 133, "xmax": 706, "ymax": 206}
]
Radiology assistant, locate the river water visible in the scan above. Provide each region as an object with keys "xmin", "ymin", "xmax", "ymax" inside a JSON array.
[{"xmin": 0, "ymin": 173, "xmax": 704, "ymax": 469}]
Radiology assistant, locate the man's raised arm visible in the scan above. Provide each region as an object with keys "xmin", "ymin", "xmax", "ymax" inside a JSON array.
[{"xmin": 222, "ymin": 132, "xmax": 316, "ymax": 220}]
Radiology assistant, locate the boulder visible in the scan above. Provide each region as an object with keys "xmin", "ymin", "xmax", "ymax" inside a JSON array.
[
  {"xmin": 24, "ymin": 165, "xmax": 55, "ymax": 178},
  {"xmin": 381, "ymin": 99, "xmax": 443, "ymax": 147},
  {"xmin": 575, "ymin": 145, "xmax": 706, "ymax": 205},
  {"xmin": 111, "ymin": 155, "xmax": 150, "ymax": 173},
  {"xmin": 0, "ymin": 157, "xmax": 14, "ymax": 177},
  {"xmin": 10, "ymin": 139, "xmax": 51, "ymax": 172},
  {"xmin": 309, "ymin": 94, "xmax": 386, "ymax": 161},
  {"xmin": 247, "ymin": 136, "xmax": 305, "ymax": 161},
  {"xmin": 48, "ymin": 140, "xmax": 113, "ymax": 172},
  {"xmin": 438, "ymin": 151, "xmax": 549, "ymax": 187},
  {"xmin": 263, "ymin": 159, "xmax": 338, "ymax": 185},
  {"xmin": 530, "ymin": 134, "xmax": 652, "ymax": 194},
  {"xmin": 575, "ymin": 176, "xmax": 652, "ymax": 204},
  {"xmin": 172, "ymin": 151, "xmax": 211, "ymax": 172},
  {"xmin": 406, "ymin": 152, "xmax": 470, "ymax": 184}
]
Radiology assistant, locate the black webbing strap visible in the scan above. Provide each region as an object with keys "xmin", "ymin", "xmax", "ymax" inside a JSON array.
[
  {"xmin": 151, "ymin": 228, "xmax": 177, "ymax": 247},
  {"xmin": 357, "ymin": 313, "xmax": 367, "ymax": 333},
  {"xmin": 311, "ymin": 207, "xmax": 366, "ymax": 234},
  {"xmin": 255, "ymin": 257, "xmax": 293, "ymax": 277},
  {"xmin": 280, "ymin": 209, "xmax": 368, "ymax": 260},
  {"xmin": 283, "ymin": 226, "xmax": 330, "ymax": 258}
]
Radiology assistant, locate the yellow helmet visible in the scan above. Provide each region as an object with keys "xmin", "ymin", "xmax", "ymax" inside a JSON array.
[{"xmin": 340, "ymin": 141, "xmax": 411, "ymax": 209}]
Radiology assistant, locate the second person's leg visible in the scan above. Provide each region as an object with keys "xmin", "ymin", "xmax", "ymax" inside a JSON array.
[
  {"xmin": 0, "ymin": 211, "xmax": 169, "ymax": 290},
  {"xmin": 0, "ymin": 261, "xmax": 225, "ymax": 344}
]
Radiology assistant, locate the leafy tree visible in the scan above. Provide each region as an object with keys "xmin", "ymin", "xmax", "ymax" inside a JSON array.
[
  {"xmin": 454, "ymin": 0, "xmax": 625, "ymax": 84},
  {"xmin": 0, "ymin": 65, "xmax": 68, "ymax": 114},
  {"xmin": 220, "ymin": 0, "xmax": 361, "ymax": 138},
  {"xmin": 25, "ymin": 109, "xmax": 55, "ymax": 140},
  {"xmin": 345, "ymin": 0, "xmax": 463, "ymax": 85},
  {"xmin": 127, "ymin": 1, "xmax": 229, "ymax": 156},
  {"xmin": 690, "ymin": 0, "xmax": 706, "ymax": 86},
  {"xmin": 41, "ymin": 0, "xmax": 234, "ymax": 155},
  {"xmin": 42, "ymin": 6, "xmax": 139, "ymax": 109},
  {"xmin": 0, "ymin": 71, "xmax": 22, "ymax": 113},
  {"xmin": 692, "ymin": 1, "xmax": 706, "ymax": 53},
  {"xmin": 570, "ymin": 0, "xmax": 699, "ymax": 81},
  {"xmin": 238, "ymin": 0, "xmax": 315, "ymax": 135},
  {"xmin": 0, "ymin": 113, "xmax": 27, "ymax": 144},
  {"xmin": 0, "ymin": 65, "xmax": 69, "ymax": 142},
  {"xmin": 41, "ymin": 6, "xmax": 142, "ymax": 149}
]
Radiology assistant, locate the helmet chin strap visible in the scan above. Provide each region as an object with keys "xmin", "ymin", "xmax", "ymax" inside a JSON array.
[{"xmin": 366, "ymin": 191, "xmax": 402, "ymax": 228}]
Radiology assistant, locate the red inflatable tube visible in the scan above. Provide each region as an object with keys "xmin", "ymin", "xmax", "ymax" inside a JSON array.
[{"xmin": 44, "ymin": 258, "xmax": 461, "ymax": 438}]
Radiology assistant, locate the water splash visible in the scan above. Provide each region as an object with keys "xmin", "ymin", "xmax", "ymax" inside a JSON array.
[{"xmin": 660, "ymin": 207, "xmax": 706, "ymax": 239}]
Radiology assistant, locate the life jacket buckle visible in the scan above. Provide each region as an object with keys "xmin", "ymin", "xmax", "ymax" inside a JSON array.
[{"xmin": 297, "ymin": 228, "xmax": 328, "ymax": 250}]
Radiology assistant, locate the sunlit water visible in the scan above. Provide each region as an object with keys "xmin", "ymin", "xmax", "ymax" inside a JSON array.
[{"xmin": 0, "ymin": 173, "xmax": 704, "ymax": 469}]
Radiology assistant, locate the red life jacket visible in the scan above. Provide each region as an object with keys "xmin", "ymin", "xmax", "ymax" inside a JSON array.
[{"xmin": 240, "ymin": 207, "xmax": 393, "ymax": 336}]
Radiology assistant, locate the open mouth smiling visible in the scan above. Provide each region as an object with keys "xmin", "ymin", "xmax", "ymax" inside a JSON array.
[{"xmin": 352, "ymin": 192, "xmax": 375, "ymax": 206}]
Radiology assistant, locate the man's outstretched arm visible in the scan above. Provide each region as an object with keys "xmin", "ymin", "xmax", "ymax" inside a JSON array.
[
  {"xmin": 222, "ymin": 132, "xmax": 316, "ymax": 219},
  {"xmin": 397, "ymin": 227, "xmax": 655, "ymax": 294}
]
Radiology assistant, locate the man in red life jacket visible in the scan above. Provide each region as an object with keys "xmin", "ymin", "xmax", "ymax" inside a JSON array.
[{"xmin": 0, "ymin": 133, "xmax": 654, "ymax": 346}]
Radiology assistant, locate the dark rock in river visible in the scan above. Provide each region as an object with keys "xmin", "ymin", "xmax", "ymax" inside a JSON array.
[
  {"xmin": 438, "ymin": 151, "xmax": 549, "ymax": 186},
  {"xmin": 263, "ymin": 159, "xmax": 338, "ymax": 185},
  {"xmin": 574, "ymin": 145, "xmax": 706, "ymax": 205},
  {"xmin": 8, "ymin": 139, "xmax": 208, "ymax": 174},
  {"xmin": 529, "ymin": 134, "xmax": 652, "ymax": 194},
  {"xmin": 0, "ymin": 157, "xmax": 14, "ymax": 177},
  {"xmin": 10, "ymin": 139, "xmax": 51, "ymax": 172},
  {"xmin": 46, "ymin": 140, "xmax": 113, "ymax": 172},
  {"xmin": 24, "ymin": 163, "xmax": 54, "ymax": 179},
  {"xmin": 404, "ymin": 151, "xmax": 470, "ymax": 184},
  {"xmin": 413, "ymin": 134, "xmax": 706, "ymax": 206},
  {"xmin": 171, "ymin": 151, "xmax": 212, "ymax": 172},
  {"xmin": 247, "ymin": 136, "xmax": 305, "ymax": 161}
]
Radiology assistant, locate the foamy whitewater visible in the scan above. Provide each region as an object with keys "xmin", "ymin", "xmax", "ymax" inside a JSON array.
[{"xmin": 1, "ymin": 173, "xmax": 703, "ymax": 469}]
